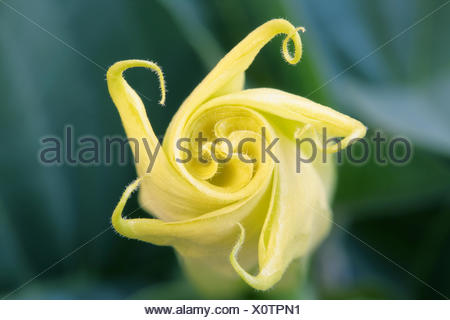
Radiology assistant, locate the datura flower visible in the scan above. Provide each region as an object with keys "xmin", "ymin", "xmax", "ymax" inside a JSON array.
[{"xmin": 107, "ymin": 19, "xmax": 366, "ymax": 295}]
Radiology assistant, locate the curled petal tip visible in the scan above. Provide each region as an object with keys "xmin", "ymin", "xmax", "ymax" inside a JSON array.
[
  {"xmin": 107, "ymin": 19, "xmax": 367, "ymax": 295},
  {"xmin": 229, "ymin": 223, "xmax": 281, "ymax": 291},
  {"xmin": 111, "ymin": 177, "xmax": 143, "ymax": 237},
  {"xmin": 107, "ymin": 59, "xmax": 166, "ymax": 107},
  {"xmin": 281, "ymin": 24, "xmax": 303, "ymax": 65}
]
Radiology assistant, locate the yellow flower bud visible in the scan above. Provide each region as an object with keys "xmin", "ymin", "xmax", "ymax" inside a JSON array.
[{"xmin": 107, "ymin": 19, "xmax": 366, "ymax": 296}]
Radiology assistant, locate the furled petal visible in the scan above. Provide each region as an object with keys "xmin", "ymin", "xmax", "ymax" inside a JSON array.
[
  {"xmin": 107, "ymin": 18, "xmax": 366, "ymax": 294},
  {"xmin": 163, "ymin": 19, "xmax": 303, "ymax": 165},
  {"xmin": 230, "ymin": 128, "xmax": 332, "ymax": 290},
  {"xmin": 190, "ymin": 88, "xmax": 366, "ymax": 153},
  {"xmin": 107, "ymin": 60, "xmax": 218, "ymax": 221}
]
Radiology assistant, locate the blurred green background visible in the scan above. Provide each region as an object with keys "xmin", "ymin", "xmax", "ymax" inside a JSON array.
[{"xmin": 0, "ymin": 0, "xmax": 449, "ymax": 299}]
